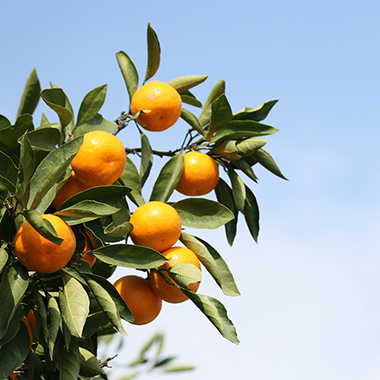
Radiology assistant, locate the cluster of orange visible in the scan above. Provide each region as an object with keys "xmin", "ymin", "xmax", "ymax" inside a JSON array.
[{"xmin": 12, "ymin": 81, "xmax": 220, "ymax": 335}]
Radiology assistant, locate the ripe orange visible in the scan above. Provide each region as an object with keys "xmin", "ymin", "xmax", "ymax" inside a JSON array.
[
  {"xmin": 176, "ymin": 151, "xmax": 219, "ymax": 196},
  {"xmin": 52, "ymin": 171, "xmax": 90, "ymax": 209},
  {"xmin": 71, "ymin": 130, "xmax": 126, "ymax": 187},
  {"xmin": 114, "ymin": 275, "xmax": 162, "ymax": 325},
  {"xmin": 130, "ymin": 81, "xmax": 182, "ymax": 132},
  {"xmin": 14, "ymin": 214, "xmax": 76, "ymax": 274},
  {"xmin": 26, "ymin": 309, "xmax": 37, "ymax": 328},
  {"xmin": 129, "ymin": 201, "xmax": 182, "ymax": 252},
  {"xmin": 150, "ymin": 246, "xmax": 201, "ymax": 304},
  {"xmin": 22, "ymin": 315, "xmax": 33, "ymax": 347},
  {"xmin": 82, "ymin": 233, "xmax": 96, "ymax": 267}
]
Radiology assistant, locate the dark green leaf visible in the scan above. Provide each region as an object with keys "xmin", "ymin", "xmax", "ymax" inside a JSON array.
[
  {"xmin": 144, "ymin": 23, "xmax": 161, "ymax": 83},
  {"xmin": 198, "ymin": 80, "xmax": 225, "ymax": 127},
  {"xmin": 0, "ymin": 115, "xmax": 11, "ymax": 129},
  {"xmin": 0, "ymin": 114, "xmax": 34, "ymax": 153},
  {"xmin": 119, "ymin": 156, "xmax": 145, "ymax": 207},
  {"xmin": 231, "ymin": 158, "xmax": 258, "ymax": 182},
  {"xmin": 82, "ymin": 311, "xmax": 109, "ymax": 339},
  {"xmin": 76, "ymin": 84, "xmax": 108, "ymax": 126},
  {"xmin": 23, "ymin": 209, "xmax": 64, "ymax": 245},
  {"xmin": 0, "ymin": 262, "xmax": 29, "ymax": 340},
  {"xmin": 180, "ymin": 233, "xmax": 240, "ymax": 296},
  {"xmin": 149, "ymin": 153, "xmax": 184, "ymax": 202},
  {"xmin": 181, "ymin": 91, "xmax": 203, "ymax": 108},
  {"xmin": 180, "ymin": 108, "xmax": 205, "ymax": 136},
  {"xmin": 59, "ymin": 337, "xmax": 81, "ymax": 380},
  {"xmin": 236, "ymin": 137, "xmax": 267, "ymax": 156},
  {"xmin": 79, "ymin": 347, "xmax": 104, "ymax": 376},
  {"xmin": 116, "ymin": 50, "xmax": 139, "ymax": 103},
  {"xmin": 211, "ymin": 140, "xmax": 241, "ymax": 161},
  {"xmin": 0, "ymin": 243, "xmax": 8, "ymax": 273},
  {"xmin": 167, "ymin": 75, "xmax": 208, "ymax": 93},
  {"xmin": 59, "ymin": 273, "xmax": 89, "ymax": 338},
  {"xmin": 73, "ymin": 113, "xmax": 117, "ymax": 136},
  {"xmin": 165, "ymin": 263, "xmax": 202, "ymax": 288},
  {"xmin": 84, "ymin": 276, "xmax": 127, "ymax": 335},
  {"xmin": 139, "ymin": 129, "xmax": 153, "ymax": 186},
  {"xmin": 47, "ymin": 294, "xmax": 61, "ymax": 360},
  {"xmin": 227, "ymin": 167, "xmax": 246, "ymax": 213},
  {"xmin": 232, "ymin": 99, "xmax": 278, "ymax": 122},
  {"xmin": 211, "ymin": 94, "xmax": 233, "ymax": 131},
  {"xmin": 251, "ymin": 148, "xmax": 288, "ymax": 180},
  {"xmin": 92, "ymin": 244, "xmax": 167, "ymax": 269},
  {"xmin": 16, "ymin": 68, "xmax": 41, "ymax": 118},
  {"xmin": 243, "ymin": 186, "xmax": 260, "ymax": 242},
  {"xmin": 210, "ymin": 120, "xmax": 278, "ymax": 143},
  {"xmin": 0, "ymin": 150, "xmax": 18, "ymax": 194},
  {"xmin": 27, "ymin": 135, "xmax": 83, "ymax": 211},
  {"xmin": 0, "ymin": 306, "xmax": 23, "ymax": 347},
  {"xmin": 184, "ymin": 291, "xmax": 239, "ymax": 344},
  {"xmin": 214, "ymin": 178, "xmax": 238, "ymax": 246},
  {"xmin": 0, "ymin": 318, "xmax": 31, "ymax": 378},
  {"xmin": 173, "ymin": 198, "xmax": 235, "ymax": 229},
  {"xmin": 40, "ymin": 88, "xmax": 73, "ymax": 128}
]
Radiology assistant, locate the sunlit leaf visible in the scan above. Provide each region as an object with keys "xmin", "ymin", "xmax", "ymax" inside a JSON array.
[
  {"xmin": 167, "ymin": 75, "xmax": 208, "ymax": 93},
  {"xmin": 144, "ymin": 23, "xmax": 161, "ymax": 83},
  {"xmin": 232, "ymin": 99, "xmax": 278, "ymax": 122},
  {"xmin": 79, "ymin": 347, "xmax": 104, "ymax": 376},
  {"xmin": 180, "ymin": 108, "xmax": 205, "ymax": 136},
  {"xmin": 243, "ymin": 185, "xmax": 260, "ymax": 242},
  {"xmin": 16, "ymin": 68, "xmax": 41, "ymax": 118},
  {"xmin": 59, "ymin": 337, "xmax": 81, "ymax": 380},
  {"xmin": 139, "ymin": 128, "xmax": 153, "ymax": 186},
  {"xmin": 198, "ymin": 80, "xmax": 225, "ymax": 127},
  {"xmin": 251, "ymin": 148, "xmax": 288, "ymax": 180},
  {"xmin": 116, "ymin": 50, "xmax": 139, "ymax": 103}
]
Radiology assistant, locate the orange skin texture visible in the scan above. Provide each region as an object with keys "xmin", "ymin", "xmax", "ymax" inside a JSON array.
[
  {"xmin": 176, "ymin": 151, "xmax": 219, "ymax": 196},
  {"xmin": 71, "ymin": 130, "xmax": 126, "ymax": 187},
  {"xmin": 114, "ymin": 275, "xmax": 162, "ymax": 325},
  {"xmin": 14, "ymin": 214, "xmax": 76, "ymax": 274},
  {"xmin": 52, "ymin": 171, "xmax": 90, "ymax": 209},
  {"xmin": 26, "ymin": 309, "xmax": 37, "ymax": 328},
  {"xmin": 129, "ymin": 201, "xmax": 182, "ymax": 252},
  {"xmin": 150, "ymin": 246, "xmax": 201, "ymax": 304},
  {"xmin": 131, "ymin": 81, "xmax": 182, "ymax": 132}
]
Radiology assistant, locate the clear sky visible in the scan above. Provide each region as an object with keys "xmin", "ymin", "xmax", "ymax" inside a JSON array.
[{"xmin": 1, "ymin": 1, "xmax": 380, "ymax": 379}]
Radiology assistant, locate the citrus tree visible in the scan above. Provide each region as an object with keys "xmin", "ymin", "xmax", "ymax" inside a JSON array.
[{"xmin": 0, "ymin": 24, "xmax": 286, "ymax": 379}]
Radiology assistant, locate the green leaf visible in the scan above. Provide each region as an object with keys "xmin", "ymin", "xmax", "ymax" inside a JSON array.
[
  {"xmin": 232, "ymin": 99, "xmax": 278, "ymax": 122},
  {"xmin": 139, "ymin": 128, "xmax": 153, "ymax": 186},
  {"xmin": 116, "ymin": 50, "xmax": 139, "ymax": 103},
  {"xmin": 167, "ymin": 75, "xmax": 208, "ymax": 93},
  {"xmin": 243, "ymin": 186, "xmax": 260, "ymax": 242},
  {"xmin": 180, "ymin": 108, "xmax": 205, "ymax": 136},
  {"xmin": 84, "ymin": 273, "xmax": 132, "ymax": 322},
  {"xmin": 23, "ymin": 209, "xmax": 64, "ymax": 245},
  {"xmin": 180, "ymin": 90, "xmax": 203, "ymax": 108},
  {"xmin": 84, "ymin": 276, "xmax": 127, "ymax": 335},
  {"xmin": 0, "ymin": 150, "xmax": 18, "ymax": 194},
  {"xmin": 55, "ymin": 200, "xmax": 120, "ymax": 225},
  {"xmin": 0, "ymin": 318, "xmax": 31, "ymax": 378},
  {"xmin": 184, "ymin": 291, "xmax": 239, "ymax": 344},
  {"xmin": 198, "ymin": 80, "xmax": 225, "ymax": 127},
  {"xmin": 164, "ymin": 364, "xmax": 196, "ymax": 373},
  {"xmin": 0, "ymin": 262, "xmax": 29, "ymax": 341},
  {"xmin": 172, "ymin": 198, "xmax": 235, "ymax": 229},
  {"xmin": 236, "ymin": 137, "xmax": 267, "ymax": 156},
  {"xmin": 73, "ymin": 113, "xmax": 117, "ymax": 136},
  {"xmin": 119, "ymin": 156, "xmax": 145, "ymax": 207},
  {"xmin": 211, "ymin": 140, "xmax": 241, "ymax": 161},
  {"xmin": 149, "ymin": 153, "xmax": 184, "ymax": 202},
  {"xmin": 214, "ymin": 178, "xmax": 238, "ymax": 246},
  {"xmin": 59, "ymin": 337, "xmax": 81, "ymax": 380},
  {"xmin": 0, "ymin": 114, "xmax": 34, "ymax": 153},
  {"xmin": 251, "ymin": 148, "xmax": 288, "ymax": 180},
  {"xmin": 0, "ymin": 243, "xmax": 8, "ymax": 273},
  {"xmin": 40, "ymin": 88, "xmax": 73, "ymax": 128},
  {"xmin": 59, "ymin": 273, "xmax": 90, "ymax": 338},
  {"xmin": 211, "ymin": 94, "xmax": 233, "ymax": 131},
  {"xmin": 210, "ymin": 120, "xmax": 278, "ymax": 143},
  {"xmin": 231, "ymin": 158, "xmax": 259, "ymax": 183},
  {"xmin": 144, "ymin": 23, "xmax": 161, "ymax": 83},
  {"xmin": 76, "ymin": 84, "xmax": 108, "ymax": 126},
  {"xmin": 0, "ymin": 115, "xmax": 11, "ymax": 130},
  {"xmin": 227, "ymin": 167, "xmax": 246, "ymax": 213},
  {"xmin": 92, "ymin": 244, "xmax": 167, "ymax": 269},
  {"xmin": 45, "ymin": 294, "xmax": 61, "ymax": 359},
  {"xmin": 16, "ymin": 68, "xmax": 41, "ymax": 118},
  {"xmin": 165, "ymin": 263, "xmax": 202, "ymax": 288},
  {"xmin": 180, "ymin": 233, "xmax": 240, "ymax": 296},
  {"xmin": 0, "ymin": 305, "xmax": 23, "ymax": 347},
  {"xmin": 79, "ymin": 347, "xmax": 104, "ymax": 376},
  {"xmin": 27, "ymin": 135, "xmax": 83, "ymax": 211}
]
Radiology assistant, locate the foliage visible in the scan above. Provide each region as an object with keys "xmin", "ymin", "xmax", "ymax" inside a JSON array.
[{"xmin": 0, "ymin": 23, "xmax": 286, "ymax": 378}]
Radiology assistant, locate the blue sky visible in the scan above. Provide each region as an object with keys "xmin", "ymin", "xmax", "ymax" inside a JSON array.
[{"xmin": 1, "ymin": 1, "xmax": 380, "ymax": 379}]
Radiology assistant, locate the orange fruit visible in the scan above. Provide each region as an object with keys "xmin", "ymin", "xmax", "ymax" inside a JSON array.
[
  {"xmin": 130, "ymin": 81, "xmax": 182, "ymax": 132},
  {"xmin": 150, "ymin": 246, "xmax": 201, "ymax": 304},
  {"xmin": 22, "ymin": 315, "xmax": 33, "ymax": 347},
  {"xmin": 82, "ymin": 233, "xmax": 96, "ymax": 267},
  {"xmin": 26, "ymin": 309, "xmax": 37, "ymax": 328},
  {"xmin": 10, "ymin": 374, "xmax": 18, "ymax": 379},
  {"xmin": 71, "ymin": 130, "xmax": 126, "ymax": 187},
  {"xmin": 14, "ymin": 214, "xmax": 76, "ymax": 274},
  {"xmin": 129, "ymin": 201, "xmax": 181, "ymax": 252},
  {"xmin": 114, "ymin": 275, "xmax": 162, "ymax": 325},
  {"xmin": 176, "ymin": 151, "xmax": 219, "ymax": 196},
  {"xmin": 52, "ymin": 171, "xmax": 90, "ymax": 209}
]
